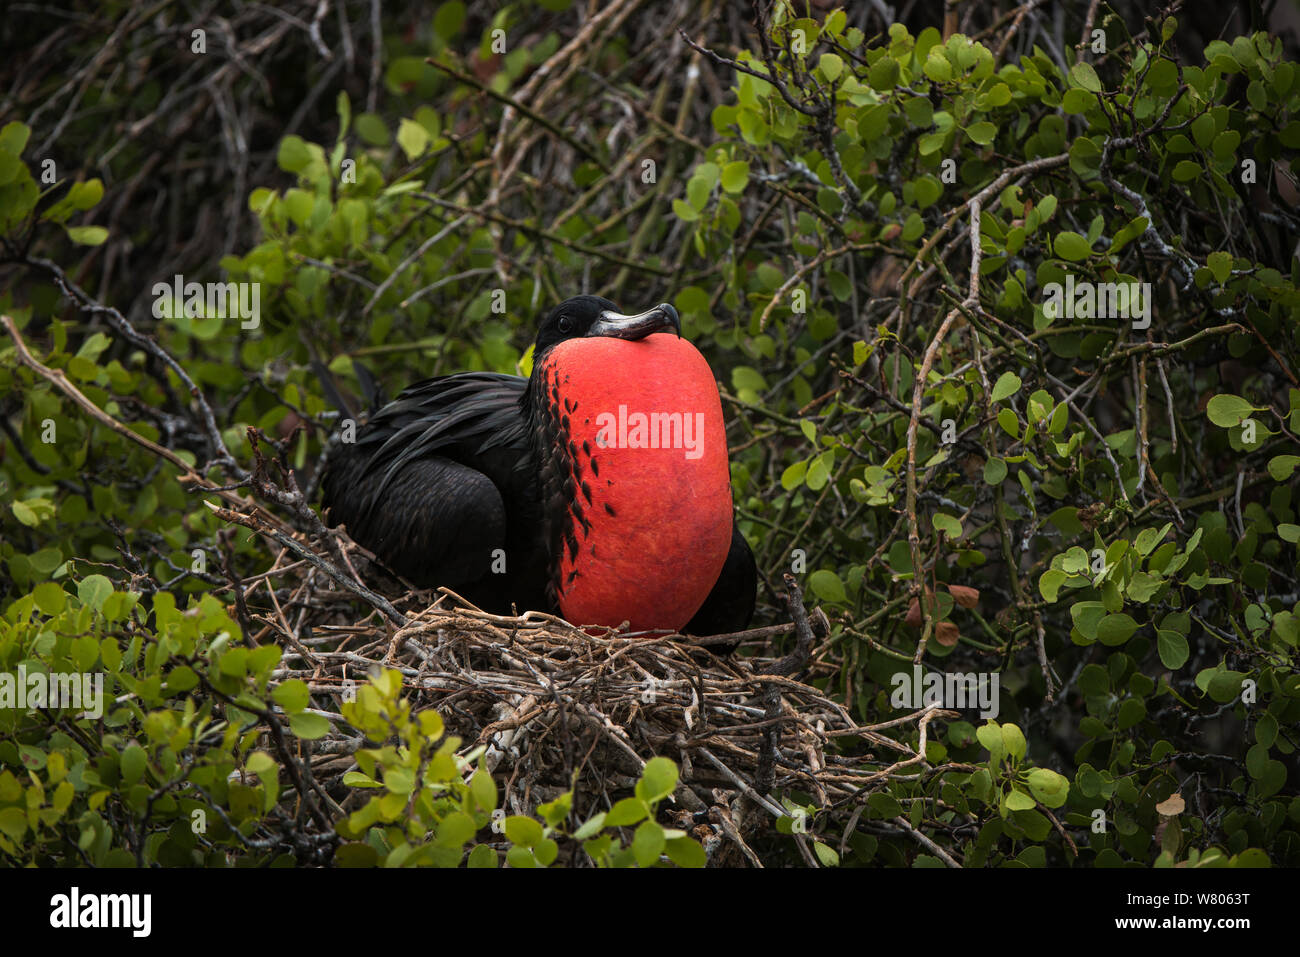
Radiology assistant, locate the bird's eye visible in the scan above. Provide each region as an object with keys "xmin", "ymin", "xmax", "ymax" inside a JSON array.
[{"xmin": 557, "ymin": 315, "xmax": 573, "ymax": 334}]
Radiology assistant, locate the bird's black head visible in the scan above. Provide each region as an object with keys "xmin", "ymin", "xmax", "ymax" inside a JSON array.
[{"xmin": 532, "ymin": 295, "xmax": 681, "ymax": 359}]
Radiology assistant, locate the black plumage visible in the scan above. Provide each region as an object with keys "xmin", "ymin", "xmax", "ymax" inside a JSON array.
[{"xmin": 321, "ymin": 296, "xmax": 756, "ymax": 637}]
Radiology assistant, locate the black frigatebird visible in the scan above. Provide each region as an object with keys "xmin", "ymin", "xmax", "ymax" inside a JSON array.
[{"xmin": 320, "ymin": 295, "xmax": 757, "ymax": 638}]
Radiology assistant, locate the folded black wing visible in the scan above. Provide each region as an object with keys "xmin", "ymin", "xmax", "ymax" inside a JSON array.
[{"xmin": 320, "ymin": 372, "xmax": 535, "ymax": 590}]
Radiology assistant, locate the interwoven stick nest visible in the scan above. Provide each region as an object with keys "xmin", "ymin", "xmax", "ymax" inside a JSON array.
[{"xmin": 251, "ymin": 538, "xmax": 959, "ymax": 865}]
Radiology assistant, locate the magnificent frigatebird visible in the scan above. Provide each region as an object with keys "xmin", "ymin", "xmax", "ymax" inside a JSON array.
[{"xmin": 320, "ymin": 295, "xmax": 756, "ymax": 638}]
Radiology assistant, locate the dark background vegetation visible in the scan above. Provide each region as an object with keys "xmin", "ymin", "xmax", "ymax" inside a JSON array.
[{"xmin": 1, "ymin": 0, "xmax": 1299, "ymax": 867}]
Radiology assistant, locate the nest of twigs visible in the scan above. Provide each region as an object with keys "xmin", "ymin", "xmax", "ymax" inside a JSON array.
[{"xmin": 251, "ymin": 525, "xmax": 955, "ymax": 865}]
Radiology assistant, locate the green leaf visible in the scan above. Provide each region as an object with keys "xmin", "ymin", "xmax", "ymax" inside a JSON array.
[
  {"xmin": 1206, "ymin": 250, "xmax": 1232, "ymax": 284},
  {"xmin": 1206, "ymin": 394, "xmax": 1260, "ymax": 427},
  {"xmin": 923, "ymin": 51, "xmax": 951, "ymax": 83},
  {"xmin": 1096, "ymin": 613, "xmax": 1139, "ymax": 645},
  {"xmin": 1200, "ymin": 667, "xmax": 1249, "ymax": 704},
  {"xmin": 976, "ymin": 723, "xmax": 1005, "ymax": 762},
  {"xmin": 604, "ymin": 797, "xmax": 649, "ymax": 827},
  {"xmin": 808, "ymin": 569, "xmax": 848, "ymax": 604},
  {"xmin": 272, "ymin": 679, "xmax": 310, "ymax": 712},
  {"xmin": 805, "ymin": 454, "xmax": 831, "ymax": 491},
  {"xmin": 1071, "ymin": 61, "xmax": 1101, "ymax": 92},
  {"xmin": 396, "ymin": 118, "xmax": 429, "ymax": 161},
  {"xmin": 932, "ymin": 513, "xmax": 962, "ymax": 538},
  {"xmin": 665, "ymin": 836, "xmax": 706, "ymax": 868},
  {"xmin": 1038, "ymin": 569, "xmax": 1067, "ymax": 603},
  {"xmin": 781, "ymin": 460, "xmax": 808, "ymax": 490},
  {"xmin": 504, "ymin": 815, "xmax": 543, "ymax": 847},
  {"xmin": 28, "ymin": 547, "xmax": 63, "ymax": 575},
  {"xmin": 32, "ymin": 582, "xmax": 66, "ymax": 615},
  {"xmin": 1189, "ymin": 113, "xmax": 1216, "ymax": 149},
  {"xmin": 432, "ymin": 1, "xmax": 466, "ymax": 39},
  {"xmin": 991, "ymin": 371, "xmax": 1022, "ymax": 402},
  {"xmin": 818, "ymin": 53, "xmax": 844, "ymax": 82},
  {"xmin": 868, "ymin": 56, "xmax": 899, "ymax": 91},
  {"xmin": 437, "ymin": 811, "xmax": 477, "ymax": 847},
  {"xmin": 66, "ymin": 225, "xmax": 108, "ymax": 246},
  {"xmin": 67, "ymin": 179, "xmax": 104, "ymax": 211},
  {"xmin": 1267, "ymin": 455, "xmax": 1300, "ymax": 481},
  {"xmin": 631, "ymin": 820, "xmax": 666, "ymax": 867},
  {"xmin": 1026, "ymin": 768, "xmax": 1070, "ymax": 808},
  {"xmin": 1004, "ymin": 788, "xmax": 1037, "ymax": 811},
  {"xmin": 470, "ymin": 769, "xmax": 497, "ymax": 813},
  {"xmin": 1126, "ymin": 571, "xmax": 1163, "ymax": 603},
  {"xmin": 720, "ymin": 160, "xmax": 750, "ymax": 194},
  {"xmin": 731, "ymin": 365, "xmax": 767, "ymax": 394},
  {"xmin": 0, "ymin": 121, "xmax": 31, "ymax": 157},
  {"xmin": 813, "ymin": 841, "xmax": 840, "ymax": 866},
  {"xmin": 1053, "ymin": 231, "xmax": 1091, "ymax": 261},
  {"xmin": 1062, "ymin": 88, "xmax": 1095, "ymax": 114},
  {"xmin": 277, "ymin": 135, "xmax": 313, "ymax": 172},
  {"xmin": 1001, "ymin": 723, "xmax": 1027, "ymax": 760},
  {"xmin": 165, "ymin": 666, "xmax": 198, "ymax": 693},
  {"xmin": 77, "ymin": 574, "xmax": 113, "ymax": 611},
  {"xmin": 355, "ymin": 113, "xmax": 390, "ymax": 147},
  {"xmin": 534, "ymin": 837, "xmax": 558, "ymax": 867},
  {"xmin": 11, "ymin": 500, "xmax": 37, "ymax": 526},
  {"xmin": 120, "ymin": 743, "xmax": 146, "ymax": 785},
  {"xmin": 1070, "ymin": 601, "xmax": 1107, "ymax": 640},
  {"xmin": 288, "ymin": 712, "xmax": 331, "ymax": 739},
  {"xmin": 467, "ymin": 844, "xmax": 497, "ymax": 868},
  {"xmin": 1272, "ymin": 612, "xmax": 1298, "ymax": 647},
  {"xmin": 638, "ymin": 757, "xmax": 678, "ymax": 802},
  {"xmin": 505, "ymin": 846, "xmax": 537, "ymax": 868},
  {"xmin": 983, "ymin": 457, "xmax": 1008, "ymax": 485},
  {"xmin": 997, "ymin": 408, "xmax": 1019, "ymax": 438},
  {"xmin": 1157, "ymin": 630, "xmax": 1189, "ymax": 669},
  {"xmin": 536, "ymin": 792, "xmax": 572, "ymax": 828},
  {"xmin": 0, "ymin": 807, "xmax": 28, "ymax": 841},
  {"xmin": 572, "ymin": 812, "xmax": 606, "ymax": 841}
]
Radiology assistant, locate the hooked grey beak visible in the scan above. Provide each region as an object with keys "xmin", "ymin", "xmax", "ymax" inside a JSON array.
[{"xmin": 586, "ymin": 303, "xmax": 681, "ymax": 341}]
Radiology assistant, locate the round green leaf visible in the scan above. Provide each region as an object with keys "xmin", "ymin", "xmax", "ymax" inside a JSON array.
[
  {"xmin": 720, "ymin": 160, "xmax": 750, "ymax": 194},
  {"xmin": 77, "ymin": 574, "xmax": 113, "ymax": 612},
  {"xmin": 272, "ymin": 679, "xmax": 310, "ymax": 712},
  {"xmin": 1096, "ymin": 613, "xmax": 1139, "ymax": 645},
  {"xmin": 1206, "ymin": 394, "xmax": 1260, "ymax": 427},
  {"xmin": 1027, "ymin": 768, "xmax": 1070, "ymax": 808},
  {"xmin": 1071, "ymin": 61, "xmax": 1101, "ymax": 92},
  {"xmin": 288, "ymin": 712, "xmax": 331, "ymax": 739},
  {"xmin": 504, "ymin": 815, "xmax": 544, "ymax": 847},
  {"xmin": 808, "ymin": 569, "xmax": 848, "ymax": 604},
  {"xmin": 1053, "ymin": 231, "xmax": 1091, "ymax": 261},
  {"xmin": 1157, "ymin": 630, "xmax": 1189, "ymax": 669},
  {"xmin": 983, "ymin": 457, "xmax": 1008, "ymax": 485},
  {"xmin": 638, "ymin": 757, "xmax": 678, "ymax": 802},
  {"xmin": 818, "ymin": 53, "xmax": 844, "ymax": 82}
]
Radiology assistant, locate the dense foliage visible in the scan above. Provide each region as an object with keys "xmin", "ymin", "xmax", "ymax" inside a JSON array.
[{"xmin": 1, "ymin": 1, "xmax": 1298, "ymax": 866}]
